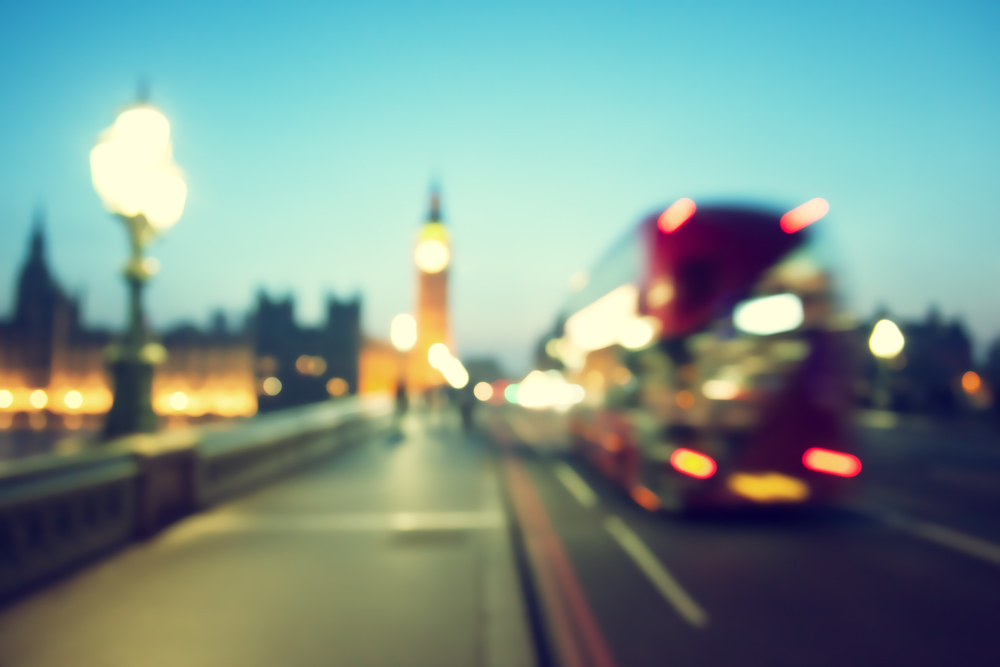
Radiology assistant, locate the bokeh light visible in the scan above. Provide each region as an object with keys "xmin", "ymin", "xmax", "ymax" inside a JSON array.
[
  {"xmin": 327, "ymin": 377, "xmax": 348, "ymax": 396},
  {"xmin": 802, "ymin": 448, "xmax": 862, "ymax": 477},
  {"xmin": 169, "ymin": 392, "xmax": 188, "ymax": 411},
  {"xmin": 733, "ymin": 294, "xmax": 804, "ymax": 336},
  {"xmin": 961, "ymin": 371, "xmax": 981, "ymax": 394},
  {"xmin": 29, "ymin": 390, "xmax": 47, "ymax": 409},
  {"xmin": 263, "ymin": 377, "xmax": 282, "ymax": 396},
  {"xmin": 63, "ymin": 390, "xmax": 83, "ymax": 410},
  {"xmin": 390, "ymin": 314, "xmax": 418, "ymax": 352},
  {"xmin": 414, "ymin": 239, "xmax": 450, "ymax": 274},
  {"xmin": 473, "ymin": 382, "xmax": 493, "ymax": 401},
  {"xmin": 90, "ymin": 104, "xmax": 186, "ymax": 230},
  {"xmin": 670, "ymin": 448, "xmax": 716, "ymax": 478},
  {"xmin": 869, "ymin": 319, "xmax": 905, "ymax": 358},
  {"xmin": 427, "ymin": 344, "xmax": 469, "ymax": 388},
  {"xmin": 657, "ymin": 198, "xmax": 696, "ymax": 233},
  {"xmin": 780, "ymin": 198, "xmax": 829, "ymax": 233}
]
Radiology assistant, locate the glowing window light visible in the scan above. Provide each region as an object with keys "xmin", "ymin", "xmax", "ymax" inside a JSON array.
[
  {"xmin": 734, "ymin": 293, "xmax": 804, "ymax": 336},
  {"xmin": 327, "ymin": 377, "xmax": 348, "ymax": 396},
  {"xmin": 504, "ymin": 384, "xmax": 520, "ymax": 403},
  {"xmin": 64, "ymin": 390, "xmax": 84, "ymax": 410},
  {"xmin": 869, "ymin": 319, "xmax": 904, "ymax": 359},
  {"xmin": 962, "ymin": 371, "xmax": 982, "ymax": 394},
  {"xmin": 670, "ymin": 448, "xmax": 716, "ymax": 479},
  {"xmin": 565, "ymin": 284, "xmax": 639, "ymax": 352},
  {"xmin": 0, "ymin": 390, "xmax": 12, "ymax": 409},
  {"xmin": 474, "ymin": 382, "xmax": 493, "ymax": 401},
  {"xmin": 802, "ymin": 448, "xmax": 861, "ymax": 477},
  {"xmin": 702, "ymin": 379, "xmax": 740, "ymax": 400},
  {"xmin": 658, "ymin": 198, "xmax": 696, "ymax": 233},
  {"xmin": 263, "ymin": 377, "xmax": 282, "ymax": 396},
  {"xmin": 619, "ymin": 316, "xmax": 658, "ymax": 350},
  {"xmin": 727, "ymin": 472, "xmax": 809, "ymax": 503},
  {"xmin": 516, "ymin": 370, "xmax": 586, "ymax": 410},
  {"xmin": 780, "ymin": 198, "xmax": 829, "ymax": 233},
  {"xmin": 29, "ymin": 390, "xmax": 48, "ymax": 409},
  {"xmin": 414, "ymin": 238, "xmax": 450, "ymax": 273},
  {"xmin": 390, "ymin": 314, "xmax": 418, "ymax": 352},
  {"xmin": 169, "ymin": 392, "xmax": 188, "ymax": 411}
]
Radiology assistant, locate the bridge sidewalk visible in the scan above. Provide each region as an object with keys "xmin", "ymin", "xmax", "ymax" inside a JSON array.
[{"xmin": 0, "ymin": 411, "xmax": 536, "ymax": 667}]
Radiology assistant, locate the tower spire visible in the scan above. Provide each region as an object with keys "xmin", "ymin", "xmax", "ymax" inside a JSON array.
[
  {"xmin": 30, "ymin": 208, "xmax": 45, "ymax": 261},
  {"xmin": 428, "ymin": 187, "xmax": 441, "ymax": 223}
]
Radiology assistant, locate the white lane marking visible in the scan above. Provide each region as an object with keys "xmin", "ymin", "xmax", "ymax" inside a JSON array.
[
  {"xmin": 856, "ymin": 409, "xmax": 899, "ymax": 429},
  {"xmin": 879, "ymin": 512, "xmax": 1000, "ymax": 567},
  {"xmin": 162, "ymin": 511, "xmax": 504, "ymax": 545},
  {"xmin": 604, "ymin": 516, "xmax": 709, "ymax": 628},
  {"xmin": 553, "ymin": 462, "xmax": 599, "ymax": 508}
]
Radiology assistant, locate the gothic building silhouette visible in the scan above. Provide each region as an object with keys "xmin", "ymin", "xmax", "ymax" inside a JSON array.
[{"xmin": 0, "ymin": 220, "xmax": 363, "ymax": 429}]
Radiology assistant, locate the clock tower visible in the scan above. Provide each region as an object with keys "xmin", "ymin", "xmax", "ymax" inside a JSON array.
[{"xmin": 410, "ymin": 190, "xmax": 452, "ymax": 390}]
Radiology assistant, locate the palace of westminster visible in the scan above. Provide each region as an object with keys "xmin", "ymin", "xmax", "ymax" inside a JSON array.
[{"xmin": 0, "ymin": 192, "xmax": 453, "ymax": 432}]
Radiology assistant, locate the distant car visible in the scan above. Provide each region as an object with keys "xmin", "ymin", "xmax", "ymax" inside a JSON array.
[{"xmin": 549, "ymin": 199, "xmax": 861, "ymax": 512}]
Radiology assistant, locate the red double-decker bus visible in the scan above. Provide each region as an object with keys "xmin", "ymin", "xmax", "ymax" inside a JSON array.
[{"xmin": 549, "ymin": 198, "xmax": 860, "ymax": 512}]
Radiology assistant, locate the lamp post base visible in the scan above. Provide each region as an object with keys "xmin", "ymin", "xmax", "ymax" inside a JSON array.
[{"xmin": 104, "ymin": 359, "xmax": 158, "ymax": 437}]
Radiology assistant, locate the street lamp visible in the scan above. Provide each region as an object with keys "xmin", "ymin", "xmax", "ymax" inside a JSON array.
[
  {"xmin": 869, "ymin": 318, "xmax": 905, "ymax": 410},
  {"xmin": 90, "ymin": 102, "xmax": 186, "ymax": 436}
]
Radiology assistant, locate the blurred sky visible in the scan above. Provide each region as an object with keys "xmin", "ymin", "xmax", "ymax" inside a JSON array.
[{"xmin": 1, "ymin": 0, "xmax": 998, "ymax": 372}]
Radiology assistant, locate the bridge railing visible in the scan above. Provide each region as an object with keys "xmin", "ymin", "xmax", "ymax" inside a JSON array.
[{"xmin": 0, "ymin": 396, "xmax": 392, "ymax": 601}]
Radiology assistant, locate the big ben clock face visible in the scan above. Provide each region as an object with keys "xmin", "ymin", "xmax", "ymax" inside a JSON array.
[{"xmin": 414, "ymin": 238, "xmax": 450, "ymax": 273}]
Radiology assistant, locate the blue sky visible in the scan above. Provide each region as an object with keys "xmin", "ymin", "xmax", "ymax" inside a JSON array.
[{"xmin": 1, "ymin": 0, "xmax": 998, "ymax": 372}]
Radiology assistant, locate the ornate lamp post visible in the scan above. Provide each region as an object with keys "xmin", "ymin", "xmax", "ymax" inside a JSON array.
[{"xmin": 90, "ymin": 102, "xmax": 186, "ymax": 436}]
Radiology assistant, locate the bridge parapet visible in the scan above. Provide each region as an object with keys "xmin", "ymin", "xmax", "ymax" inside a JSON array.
[{"xmin": 0, "ymin": 397, "xmax": 392, "ymax": 601}]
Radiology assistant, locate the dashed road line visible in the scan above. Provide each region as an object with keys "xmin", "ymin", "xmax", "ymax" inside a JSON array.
[
  {"xmin": 604, "ymin": 516, "xmax": 709, "ymax": 628},
  {"xmin": 878, "ymin": 511, "xmax": 1000, "ymax": 567},
  {"xmin": 554, "ymin": 462, "xmax": 599, "ymax": 508}
]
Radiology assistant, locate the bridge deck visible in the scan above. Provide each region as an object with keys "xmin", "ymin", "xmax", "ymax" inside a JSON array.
[{"xmin": 0, "ymin": 411, "xmax": 534, "ymax": 667}]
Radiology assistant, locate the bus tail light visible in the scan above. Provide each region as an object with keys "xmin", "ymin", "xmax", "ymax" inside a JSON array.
[
  {"xmin": 802, "ymin": 448, "xmax": 861, "ymax": 477},
  {"xmin": 670, "ymin": 448, "xmax": 716, "ymax": 479}
]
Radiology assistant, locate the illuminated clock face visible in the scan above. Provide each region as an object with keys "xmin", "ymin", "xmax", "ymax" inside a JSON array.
[{"xmin": 414, "ymin": 238, "xmax": 450, "ymax": 273}]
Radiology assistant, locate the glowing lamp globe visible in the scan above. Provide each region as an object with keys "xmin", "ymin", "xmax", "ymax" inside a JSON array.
[
  {"xmin": 869, "ymin": 319, "xmax": 905, "ymax": 359},
  {"xmin": 90, "ymin": 105, "xmax": 187, "ymax": 233}
]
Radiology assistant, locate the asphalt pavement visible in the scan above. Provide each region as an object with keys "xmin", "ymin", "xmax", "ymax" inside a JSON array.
[
  {"xmin": 0, "ymin": 409, "xmax": 535, "ymax": 667},
  {"xmin": 2, "ymin": 406, "xmax": 998, "ymax": 667},
  {"xmin": 488, "ymin": 407, "xmax": 1000, "ymax": 666}
]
